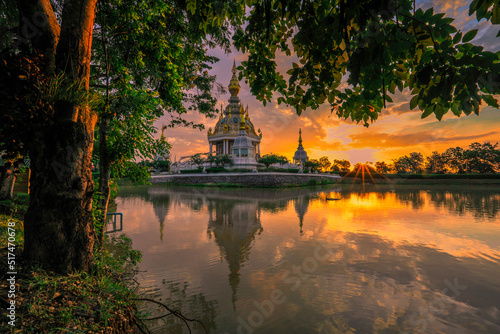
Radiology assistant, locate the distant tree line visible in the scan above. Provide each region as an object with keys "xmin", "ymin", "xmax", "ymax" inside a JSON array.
[{"xmin": 317, "ymin": 141, "xmax": 500, "ymax": 175}]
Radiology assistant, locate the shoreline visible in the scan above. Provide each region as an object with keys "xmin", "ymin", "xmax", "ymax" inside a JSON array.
[
  {"xmin": 150, "ymin": 172, "xmax": 341, "ymax": 187},
  {"xmin": 338, "ymin": 177, "xmax": 500, "ymax": 185}
]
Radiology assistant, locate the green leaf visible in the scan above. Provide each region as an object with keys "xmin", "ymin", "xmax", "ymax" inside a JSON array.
[
  {"xmin": 492, "ymin": 6, "xmax": 500, "ymax": 24},
  {"xmin": 452, "ymin": 32, "xmax": 462, "ymax": 44},
  {"xmin": 462, "ymin": 29, "xmax": 478, "ymax": 43},
  {"xmin": 482, "ymin": 94, "xmax": 499, "ymax": 108},
  {"xmin": 410, "ymin": 95, "xmax": 419, "ymax": 110},
  {"xmin": 421, "ymin": 108, "xmax": 433, "ymax": 119},
  {"xmin": 328, "ymin": 92, "xmax": 336, "ymax": 104}
]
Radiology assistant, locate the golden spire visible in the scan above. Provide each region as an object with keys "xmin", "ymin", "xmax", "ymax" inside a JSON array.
[
  {"xmin": 228, "ymin": 60, "xmax": 241, "ymax": 96},
  {"xmin": 298, "ymin": 128, "xmax": 303, "ymax": 146},
  {"xmin": 239, "ymin": 105, "xmax": 246, "ymax": 130}
]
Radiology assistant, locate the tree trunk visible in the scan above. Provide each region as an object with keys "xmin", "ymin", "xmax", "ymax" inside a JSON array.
[
  {"xmin": 21, "ymin": 0, "xmax": 98, "ymax": 274},
  {"xmin": 0, "ymin": 164, "xmax": 16, "ymax": 201},
  {"xmin": 24, "ymin": 116, "xmax": 96, "ymax": 273},
  {"xmin": 97, "ymin": 117, "xmax": 111, "ymax": 243}
]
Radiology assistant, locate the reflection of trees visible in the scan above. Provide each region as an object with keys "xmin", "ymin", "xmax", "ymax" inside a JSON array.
[
  {"xmin": 207, "ymin": 199, "xmax": 263, "ymax": 308},
  {"xmin": 394, "ymin": 190, "xmax": 426, "ymax": 210},
  {"xmin": 337, "ymin": 185, "xmax": 500, "ymax": 219},
  {"xmin": 428, "ymin": 189, "xmax": 500, "ymax": 219},
  {"xmin": 140, "ymin": 280, "xmax": 219, "ymax": 334}
]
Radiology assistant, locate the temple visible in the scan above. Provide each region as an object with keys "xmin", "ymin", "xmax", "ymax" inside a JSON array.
[
  {"xmin": 293, "ymin": 128, "xmax": 309, "ymax": 164},
  {"xmin": 207, "ymin": 61, "xmax": 262, "ymax": 167}
]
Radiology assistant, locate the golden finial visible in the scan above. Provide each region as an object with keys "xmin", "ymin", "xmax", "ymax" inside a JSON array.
[
  {"xmin": 298, "ymin": 128, "xmax": 303, "ymax": 145},
  {"xmin": 208, "ymin": 127, "xmax": 213, "ymax": 136},
  {"xmin": 228, "ymin": 60, "xmax": 241, "ymax": 96}
]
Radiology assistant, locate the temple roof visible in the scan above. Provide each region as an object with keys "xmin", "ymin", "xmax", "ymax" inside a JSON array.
[{"xmin": 208, "ymin": 61, "xmax": 262, "ymax": 140}]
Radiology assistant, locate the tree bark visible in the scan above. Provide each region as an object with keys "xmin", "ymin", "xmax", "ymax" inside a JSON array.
[
  {"xmin": 21, "ymin": 0, "xmax": 98, "ymax": 274},
  {"xmin": 0, "ymin": 164, "xmax": 16, "ymax": 201}
]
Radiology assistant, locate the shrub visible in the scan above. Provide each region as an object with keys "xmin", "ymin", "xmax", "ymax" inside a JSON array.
[
  {"xmin": 206, "ymin": 167, "xmax": 227, "ymax": 173},
  {"xmin": 180, "ymin": 169, "xmax": 203, "ymax": 174}
]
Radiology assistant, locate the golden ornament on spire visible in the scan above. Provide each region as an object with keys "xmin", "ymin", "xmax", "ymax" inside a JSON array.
[
  {"xmin": 228, "ymin": 60, "xmax": 241, "ymax": 96},
  {"xmin": 239, "ymin": 105, "xmax": 246, "ymax": 130}
]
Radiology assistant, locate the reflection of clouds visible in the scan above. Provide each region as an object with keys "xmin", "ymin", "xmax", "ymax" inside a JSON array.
[
  {"xmin": 115, "ymin": 185, "xmax": 500, "ymax": 333},
  {"xmin": 248, "ymin": 232, "xmax": 500, "ymax": 333},
  {"xmin": 323, "ymin": 187, "xmax": 500, "ymax": 261}
]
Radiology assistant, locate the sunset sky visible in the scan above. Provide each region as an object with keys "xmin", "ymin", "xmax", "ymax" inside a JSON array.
[{"xmin": 157, "ymin": 0, "xmax": 500, "ymax": 164}]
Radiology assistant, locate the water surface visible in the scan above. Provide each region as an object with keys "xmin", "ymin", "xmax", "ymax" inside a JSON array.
[{"xmin": 109, "ymin": 184, "xmax": 500, "ymax": 333}]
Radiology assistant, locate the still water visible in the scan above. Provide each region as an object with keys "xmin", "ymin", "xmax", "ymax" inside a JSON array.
[{"xmin": 109, "ymin": 184, "xmax": 500, "ymax": 333}]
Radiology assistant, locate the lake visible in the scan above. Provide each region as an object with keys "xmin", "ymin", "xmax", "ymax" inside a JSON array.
[{"xmin": 109, "ymin": 184, "xmax": 500, "ymax": 333}]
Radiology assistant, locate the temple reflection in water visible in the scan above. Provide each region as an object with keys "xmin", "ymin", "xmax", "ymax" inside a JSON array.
[
  {"xmin": 112, "ymin": 185, "xmax": 500, "ymax": 333},
  {"xmin": 140, "ymin": 186, "xmax": 319, "ymax": 307}
]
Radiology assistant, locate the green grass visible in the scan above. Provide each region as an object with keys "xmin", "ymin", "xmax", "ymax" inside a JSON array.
[
  {"xmin": 0, "ymin": 218, "xmax": 143, "ymax": 333},
  {"xmin": 0, "ymin": 193, "xmax": 29, "ymax": 219},
  {"xmin": 0, "ymin": 214, "xmax": 24, "ymax": 249}
]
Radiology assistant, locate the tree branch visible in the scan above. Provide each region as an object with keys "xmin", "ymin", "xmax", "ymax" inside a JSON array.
[
  {"xmin": 17, "ymin": 0, "xmax": 61, "ymax": 73},
  {"xmin": 133, "ymin": 297, "xmax": 209, "ymax": 334}
]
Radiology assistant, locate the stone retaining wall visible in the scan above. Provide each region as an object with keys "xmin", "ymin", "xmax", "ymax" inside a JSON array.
[{"xmin": 150, "ymin": 172, "xmax": 341, "ymax": 187}]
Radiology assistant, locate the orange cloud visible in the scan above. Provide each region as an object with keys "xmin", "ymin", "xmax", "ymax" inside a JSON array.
[{"xmin": 348, "ymin": 131, "xmax": 499, "ymax": 149}]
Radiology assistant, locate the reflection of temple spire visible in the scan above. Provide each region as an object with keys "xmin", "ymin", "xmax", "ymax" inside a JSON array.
[
  {"xmin": 207, "ymin": 200, "xmax": 262, "ymax": 310},
  {"xmin": 294, "ymin": 195, "xmax": 310, "ymax": 235},
  {"xmin": 148, "ymin": 189, "xmax": 171, "ymax": 241}
]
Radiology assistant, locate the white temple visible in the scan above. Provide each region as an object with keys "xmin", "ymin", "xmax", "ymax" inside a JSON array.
[{"xmin": 207, "ymin": 61, "xmax": 262, "ymax": 168}]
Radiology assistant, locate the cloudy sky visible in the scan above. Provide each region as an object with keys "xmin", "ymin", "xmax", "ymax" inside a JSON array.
[{"xmin": 158, "ymin": 0, "xmax": 500, "ymax": 164}]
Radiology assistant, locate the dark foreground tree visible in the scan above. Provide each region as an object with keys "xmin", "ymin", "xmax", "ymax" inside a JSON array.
[
  {"xmin": 13, "ymin": 0, "xmax": 99, "ymax": 273},
  {"xmin": 1, "ymin": 0, "xmax": 238, "ymax": 273}
]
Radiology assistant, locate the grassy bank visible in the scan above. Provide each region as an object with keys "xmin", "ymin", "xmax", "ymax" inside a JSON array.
[{"xmin": 0, "ymin": 213, "xmax": 145, "ymax": 333}]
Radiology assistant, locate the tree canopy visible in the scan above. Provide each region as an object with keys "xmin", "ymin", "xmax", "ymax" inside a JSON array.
[{"xmin": 232, "ymin": 0, "xmax": 500, "ymax": 125}]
